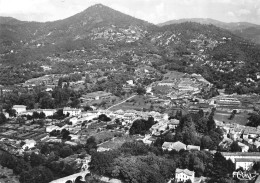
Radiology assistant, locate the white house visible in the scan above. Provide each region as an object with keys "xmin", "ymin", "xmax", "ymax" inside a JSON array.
[
  {"xmin": 12, "ymin": 105, "xmax": 27, "ymax": 114},
  {"xmin": 63, "ymin": 107, "xmax": 81, "ymax": 116},
  {"xmin": 254, "ymin": 141, "xmax": 260, "ymax": 148},
  {"xmin": 69, "ymin": 117, "xmax": 78, "ymax": 125},
  {"xmin": 46, "ymin": 125, "xmax": 61, "ymax": 133},
  {"xmin": 162, "ymin": 141, "xmax": 186, "ymax": 152},
  {"xmin": 22, "ymin": 139, "xmax": 36, "ymax": 150},
  {"xmin": 175, "ymin": 168, "xmax": 195, "ymax": 183},
  {"xmin": 187, "ymin": 145, "xmax": 200, "ymax": 151},
  {"xmin": 3, "ymin": 112, "xmax": 9, "ymax": 119},
  {"xmin": 39, "ymin": 109, "xmax": 57, "ymax": 117},
  {"xmin": 235, "ymin": 159, "xmax": 256, "ymax": 170},
  {"xmin": 238, "ymin": 142, "xmax": 249, "ymax": 152}
]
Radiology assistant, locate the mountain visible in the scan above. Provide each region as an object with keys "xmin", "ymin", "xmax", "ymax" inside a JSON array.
[
  {"xmin": 0, "ymin": 4, "xmax": 156, "ymax": 64},
  {"xmin": 158, "ymin": 18, "xmax": 260, "ymax": 44},
  {"xmin": 1, "ymin": 4, "xmax": 260, "ymax": 94}
]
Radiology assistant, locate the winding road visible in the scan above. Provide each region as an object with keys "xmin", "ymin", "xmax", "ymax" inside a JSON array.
[{"xmin": 106, "ymin": 94, "xmax": 136, "ymax": 111}]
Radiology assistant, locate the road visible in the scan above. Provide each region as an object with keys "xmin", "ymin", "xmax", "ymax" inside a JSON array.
[{"xmin": 106, "ymin": 94, "xmax": 136, "ymax": 111}]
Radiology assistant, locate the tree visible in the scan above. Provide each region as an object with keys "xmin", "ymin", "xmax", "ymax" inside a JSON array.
[
  {"xmin": 61, "ymin": 129, "xmax": 70, "ymax": 140},
  {"xmin": 86, "ymin": 136, "xmax": 97, "ymax": 154},
  {"xmin": 40, "ymin": 143, "xmax": 51, "ymax": 155},
  {"xmin": 39, "ymin": 112, "xmax": 46, "ymax": 119},
  {"xmin": 32, "ymin": 111, "xmax": 40, "ymax": 119},
  {"xmin": 19, "ymin": 93, "xmax": 36, "ymax": 109},
  {"xmin": 85, "ymin": 74, "xmax": 91, "ymax": 83},
  {"xmin": 209, "ymin": 152, "xmax": 235, "ymax": 180},
  {"xmin": 19, "ymin": 166, "xmax": 54, "ymax": 183},
  {"xmin": 5, "ymin": 105, "xmax": 16, "ymax": 117},
  {"xmin": 0, "ymin": 113, "xmax": 7, "ymax": 124},
  {"xmin": 98, "ymin": 114, "xmax": 111, "ymax": 122},
  {"xmin": 201, "ymin": 136, "xmax": 213, "ymax": 150},
  {"xmin": 58, "ymin": 78, "xmax": 63, "ymax": 88},
  {"xmin": 230, "ymin": 141, "xmax": 242, "ymax": 152},
  {"xmin": 135, "ymin": 85, "xmax": 146, "ymax": 95},
  {"xmin": 52, "ymin": 109, "xmax": 65, "ymax": 119},
  {"xmin": 39, "ymin": 94, "xmax": 55, "ymax": 109},
  {"xmin": 60, "ymin": 146, "xmax": 73, "ymax": 158},
  {"xmin": 70, "ymin": 98, "xmax": 80, "ymax": 108},
  {"xmin": 30, "ymin": 152, "xmax": 45, "ymax": 167},
  {"xmin": 84, "ymin": 105, "xmax": 93, "ymax": 111}
]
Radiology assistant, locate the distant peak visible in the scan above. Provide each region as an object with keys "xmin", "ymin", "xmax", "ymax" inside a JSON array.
[
  {"xmin": 94, "ymin": 3, "xmax": 105, "ymax": 7},
  {"xmin": 89, "ymin": 3, "xmax": 107, "ymax": 9}
]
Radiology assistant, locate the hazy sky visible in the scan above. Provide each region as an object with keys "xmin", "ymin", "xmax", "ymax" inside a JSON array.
[{"xmin": 0, "ymin": 0, "xmax": 260, "ymax": 24}]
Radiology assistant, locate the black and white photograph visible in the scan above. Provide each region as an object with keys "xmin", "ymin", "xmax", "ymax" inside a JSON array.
[{"xmin": 1, "ymin": 0, "xmax": 260, "ymax": 182}]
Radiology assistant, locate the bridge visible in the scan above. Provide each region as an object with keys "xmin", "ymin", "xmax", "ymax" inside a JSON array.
[{"xmin": 49, "ymin": 171, "xmax": 90, "ymax": 183}]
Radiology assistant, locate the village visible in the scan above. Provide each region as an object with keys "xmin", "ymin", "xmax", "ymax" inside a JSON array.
[{"xmin": 1, "ymin": 70, "xmax": 260, "ymax": 183}]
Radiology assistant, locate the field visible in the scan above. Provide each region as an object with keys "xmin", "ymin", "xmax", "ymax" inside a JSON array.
[
  {"xmin": 98, "ymin": 135, "xmax": 141, "ymax": 150},
  {"xmin": 110, "ymin": 95, "xmax": 152, "ymax": 111},
  {"xmin": 109, "ymin": 95, "xmax": 166, "ymax": 112},
  {"xmin": 214, "ymin": 111, "xmax": 249, "ymax": 125}
]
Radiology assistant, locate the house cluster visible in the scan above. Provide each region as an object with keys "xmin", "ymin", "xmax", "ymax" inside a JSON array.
[
  {"xmin": 12, "ymin": 105, "xmax": 81, "ymax": 117},
  {"xmin": 162, "ymin": 141, "xmax": 200, "ymax": 152},
  {"xmin": 154, "ymin": 72, "xmax": 212, "ymax": 101},
  {"xmin": 150, "ymin": 118, "xmax": 179, "ymax": 136},
  {"xmin": 90, "ymin": 25, "xmax": 146, "ymax": 43},
  {"xmin": 217, "ymin": 121, "xmax": 260, "ymax": 150},
  {"xmin": 22, "ymin": 74, "xmax": 63, "ymax": 88},
  {"xmin": 0, "ymin": 121, "xmax": 47, "ymax": 155}
]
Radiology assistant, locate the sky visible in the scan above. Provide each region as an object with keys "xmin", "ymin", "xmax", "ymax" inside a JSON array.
[{"xmin": 0, "ymin": 0, "xmax": 260, "ymax": 24}]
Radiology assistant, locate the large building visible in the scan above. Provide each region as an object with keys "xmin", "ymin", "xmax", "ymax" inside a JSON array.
[
  {"xmin": 175, "ymin": 168, "xmax": 195, "ymax": 183},
  {"xmin": 235, "ymin": 159, "xmax": 256, "ymax": 170},
  {"xmin": 162, "ymin": 141, "xmax": 186, "ymax": 152},
  {"xmin": 222, "ymin": 152, "xmax": 260, "ymax": 170},
  {"xmin": 216, "ymin": 97, "xmax": 241, "ymax": 106},
  {"xmin": 21, "ymin": 109, "xmax": 57, "ymax": 117},
  {"xmin": 63, "ymin": 107, "xmax": 81, "ymax": 116},
  {"xmin": 12, "ymin": 105, "xmax": 27, "ymax": 114}
]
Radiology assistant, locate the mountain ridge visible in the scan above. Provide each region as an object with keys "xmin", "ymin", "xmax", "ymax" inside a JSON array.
[{"xmin": 158, "ymin": 18, "xmax": 260, "ymax": 44}]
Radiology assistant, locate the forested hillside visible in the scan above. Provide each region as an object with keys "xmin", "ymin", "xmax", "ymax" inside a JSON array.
[{"xmin": 1, "ymin": 4, "xmax": 260, "ymax": 94}]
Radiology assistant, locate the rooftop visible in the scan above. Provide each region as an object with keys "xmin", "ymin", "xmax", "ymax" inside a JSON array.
[
  {"xmin": 176, "ymin": 168, "xmax": 194, "ymax": 176},
  {"xmin": 222, "ymin": 152, "xmax": 260, "ymax": 156},
  {"xmin": 13, "ymin": 105, "xmax": 27, "ymax": 108},
  {"xmin": 235, "ymin": 158, "xmax": 260, "ymax": 162}
]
